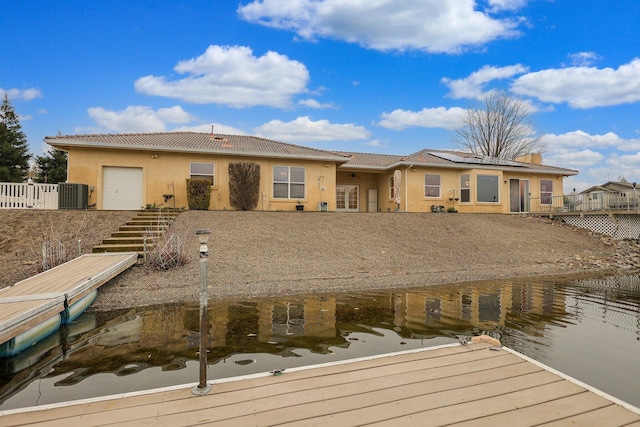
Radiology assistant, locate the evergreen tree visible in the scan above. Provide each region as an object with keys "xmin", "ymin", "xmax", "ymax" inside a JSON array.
[
  {"xmin": 35, "ymin": 149, "xmax": 68, "ymax": 183},
  {"xmin": 0, "ymin": 93, "xmax": 31, "ymax": 182}
]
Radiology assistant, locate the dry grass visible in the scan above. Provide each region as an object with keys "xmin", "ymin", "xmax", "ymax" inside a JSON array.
[{"xmin": 0, "ymin": 210, "xmax": 132, "ymax": 286}]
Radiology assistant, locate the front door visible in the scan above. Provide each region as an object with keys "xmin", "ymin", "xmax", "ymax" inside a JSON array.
[
  {"xmin": 337, "ymin": 185, "xmax": 359, "ymax": 212},
  {"xmin": 367, "ymin": 189, "xmax": 378, "ymax": 212},
  {"xmin": 509, "ymin": 179, "xmax": 530, "ymax": 213}
]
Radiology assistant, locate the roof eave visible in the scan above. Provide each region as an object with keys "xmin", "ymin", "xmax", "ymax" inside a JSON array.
[
  {"xmin": 381, "ymin": 159, "xmax": 578, "ymax": 176},
  {"xmin": 45, "ymin": 139, "xmax": 350, "ymax": 163}
]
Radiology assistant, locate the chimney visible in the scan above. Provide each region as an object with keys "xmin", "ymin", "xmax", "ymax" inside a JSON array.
[{"xmin": 515, "ymin": 153, "xmax": 542, "ymax": 165}]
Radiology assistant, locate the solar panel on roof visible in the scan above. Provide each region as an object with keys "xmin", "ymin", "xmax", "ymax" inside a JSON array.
[{"xmin": 425, "ymin": 151, "xmax": 525, "ymax": 167}]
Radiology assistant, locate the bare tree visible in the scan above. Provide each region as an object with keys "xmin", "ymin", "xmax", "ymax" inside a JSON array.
[{"xmin": 453, "ymin": 91, "xmax": 544, "ymax": 160}]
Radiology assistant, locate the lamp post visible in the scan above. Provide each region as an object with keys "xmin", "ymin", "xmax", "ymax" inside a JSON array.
[
  {"xmin": 192, "ymin": 229, "xmax": 212, "ymax": 396},
  {"xmin": 633, "ymin": 182, "xmax": 637, "ymax": 211}
]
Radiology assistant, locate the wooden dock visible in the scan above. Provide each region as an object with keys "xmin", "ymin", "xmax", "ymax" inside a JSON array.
[
  {"xmin": 1, "ymin": 342, "xmax": 638, "ymax": 426},
  {"xmin": 0, "ymin": 253, "xmax": 138, "ymax": 345}
]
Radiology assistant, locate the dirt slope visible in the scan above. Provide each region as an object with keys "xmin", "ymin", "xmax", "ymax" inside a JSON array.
[{"xmin": 1, "ymin": 210, "xmax": 627, "ymax": 310}]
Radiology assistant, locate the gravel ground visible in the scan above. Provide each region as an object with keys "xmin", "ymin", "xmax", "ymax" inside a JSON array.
[{"xmin": 2, "ymin": 210, "xmax": 633, "ymax": 312}]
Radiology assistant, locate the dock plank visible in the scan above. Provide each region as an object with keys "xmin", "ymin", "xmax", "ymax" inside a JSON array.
[
  {"xmin": 455, "ymin": 394, "xmax": 630, "ymax": 427},
  {"xmin": 554, "ymin": 405, "xmax": 640, "ymax": 427},
  {"xmin": 1, "ymin": 346, "xmax": 506, "ymax": 426},
  {"xmin": 1, "ymin": 253, "xmax": 137, "ymax": 302},
  {"xmin": 1, "ymin": 343, "xmax": 638, "ymax": 427},
  {"xmin": 0, "ymin": 253, "xmax": 137, "ymax": 346},
  {"xmin": 49, "ymin": 354, "xmax": 539, "ymax": 426}
]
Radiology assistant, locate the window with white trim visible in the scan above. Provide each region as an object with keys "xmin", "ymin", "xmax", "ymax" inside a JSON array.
[
  {"xmin": 540, "ymin": 179, "xmax": 553, "ymax": 205},
  {"xmin": 389, "ymin": 176, "xmax": 395, "ymax": 199},
  {"xmin": 190, "ymin": 162, "xmax": 214, "ymax": 185},
  {"xmin": 424, "ymin": 174, "xmax": 441, "ymax": 198},
  {"xmin": 460, "ymin": 174, "xmax": 471, "ymax": 203},
  {"xmin": 273, "ymin": 166, "xmax": 305, "ymax": 199},
  {"xmin": 477, "ymin": 174, "xmax": 499, "ymax": 203}
]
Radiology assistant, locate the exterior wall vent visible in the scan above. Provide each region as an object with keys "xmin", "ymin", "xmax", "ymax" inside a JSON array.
[{"xmin": 58, "ymin": 183, "xmax": 88, "ymax": 209}]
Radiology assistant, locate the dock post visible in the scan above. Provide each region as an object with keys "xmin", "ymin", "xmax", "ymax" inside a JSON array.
[{"xmin": 192, "ymin": 229, "xmax": 212, "ymax": 396}]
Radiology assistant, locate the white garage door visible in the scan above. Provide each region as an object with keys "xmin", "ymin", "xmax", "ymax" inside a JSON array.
[{"xmin": 103, "ymin": 167, "xmax": 143, "ymax": 210}]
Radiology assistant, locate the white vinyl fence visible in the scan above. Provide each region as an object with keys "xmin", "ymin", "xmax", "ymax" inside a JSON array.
[{"xmin": 0, "ymin": 182, "xmax": 59, "ymax": 209}]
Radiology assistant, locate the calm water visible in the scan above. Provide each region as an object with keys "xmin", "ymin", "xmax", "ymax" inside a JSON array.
[{"xmin": 1, "ymin": 274, "xmax": 639, "ymax": 411}]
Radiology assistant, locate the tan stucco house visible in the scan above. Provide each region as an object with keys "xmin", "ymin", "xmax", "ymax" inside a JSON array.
[{"xmin": 45, "ymin": 132, "xmax": 577, "ymax": 213}]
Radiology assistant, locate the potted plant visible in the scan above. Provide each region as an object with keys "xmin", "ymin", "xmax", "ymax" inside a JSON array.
[
  {"xmin": 447, "ymin": 207, "xmax": 458, "ymax": 213},
  {"xmin": 295, "ymin": 200, "xmax": 304, "ymax": 212}
]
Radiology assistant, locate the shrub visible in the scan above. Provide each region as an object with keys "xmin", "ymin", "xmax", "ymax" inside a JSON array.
[
  {"xmin": 228, "ymin": 162, "xmax": 260, "ymax": 210},
  {"xmin": 146, "ymin": 213, "xmax": 190, "ymax": 271},
  {"xmin": 186, "ymin": 178, "xmax": 211, "ymax": 210},
  {"xmin": 148, "ymin": 233, "xmax": 188, "ymax": 270}
]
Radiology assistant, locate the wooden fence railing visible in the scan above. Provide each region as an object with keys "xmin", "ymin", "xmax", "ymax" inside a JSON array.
[{"xmin": 0, "ymin": 182, "xmax": 59, "ymax": 209}]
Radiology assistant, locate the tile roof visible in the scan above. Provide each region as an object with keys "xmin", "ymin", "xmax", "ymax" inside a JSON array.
[
  {"xmin": 45, "ymin": 132, "xmax": 577, "ymax": 176},
  {"xmin": 45, "ymin": 132, "xmax": 351, "ymax": 162},
  {"xmin": 335, "ymin": 151, "xmax": 404, "ymax": 169},
  {"xmin": 339, "ymin": 148, "xmax": 577, "ymax": 176}
]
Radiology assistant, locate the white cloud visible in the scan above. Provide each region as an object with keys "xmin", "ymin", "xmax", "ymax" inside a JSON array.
[
  {"xmin": 486, "ymin": 0, "xmax": 529, "ymax": 12},
  {"xmin": 254, "ymin": 116, "xmax": 370, "ymax": 143},
  {"xmin": 541, "ymin": 130, "xmax": 640, "ymax": 191},
  {"xmin": 238, "ymin": 0, "xmax": 521, "ymax": 53},
  {"xmin": 544, "ymin": 148, "xmax": 604, "ymax": 168},
  {"xmin": 364, "ymin": 139, "xmax": 387, "ymax": 148},
  {"xmin": 541, "ymin": 130, "xmax": 638, "ymax": 151},
  {"xmin": 0, "ymin": 87, "xmax": 43, "ymax": 101},
  {"xmin": 442, "ymin": 64, "xmax": 528, "ymax": 99},
  {"xmin": 135, "ymin": 45, "xmax": 309, "ymax": 108},
  {"xmin": 298, "ymin": 98, "xmax": 336, "ymax": 109},
  {"xmin": 512, "ymin": 58, "xmax": 640, "ymax": 108},
  {"xmin": 87, "ymin": 105, "xmax": 195, "ymax": 132},
  {"xmin": 565, "ymin": 51, "xmax": 600, "ymax": 67},
  {"xmin": 377, "ymin": 107, "xmax": 467, "ymax": 130},
  {"xmin": 607, "ymin": 152, "xmax": 640, "ymax": 170}
]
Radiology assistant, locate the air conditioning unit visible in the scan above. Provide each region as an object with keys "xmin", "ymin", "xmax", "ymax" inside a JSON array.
[
  {"xmin": 318, "ymin": 201, "xmax": 328, "ymax": 212},
  {"xmin": 58, "ymin": 183, "xmax": 88, "ymax": 209}
]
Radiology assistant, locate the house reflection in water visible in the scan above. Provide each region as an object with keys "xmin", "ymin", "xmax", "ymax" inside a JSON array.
[
  {"xmin": 5, "ymin": 275, "xmax": 638, "ymax": 409},
  {"xmin": 1, "ymin": 280, "xmax": 562, "ymax": 381}
]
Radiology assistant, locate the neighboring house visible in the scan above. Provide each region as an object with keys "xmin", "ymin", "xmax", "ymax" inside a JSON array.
[
  {"xmin": 578, "ymin": 181, "xmax": 639, "ymax": 211},
  {"xmin": 45, "ymin": 132, "xmax": 577, "ymax": 213}
]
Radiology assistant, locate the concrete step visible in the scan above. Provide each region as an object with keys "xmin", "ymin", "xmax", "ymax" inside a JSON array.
[
  {"xmin": 102, "ymin": 237, "xmax": 157, "ymax": 245},
  {"xmin": 119, "ymin": 224, "xmax": 168, "ymax": 232},
  {"xmin": 93, "ymin": 243, "xmax": 154, "ymax": 253},
  {"xmin": 125, "ymin": 219, "xmax": 173, "ymax": 226},
  {"xmin": 92, "ymin": 210, "xmax": 182, "ymax": 258},
  {"xmin": 136, "ymin": 211, "xmax": 181, "ymax": 217},
  {"xmin": 111, "ymin": 230, "xmax": 164, "ymax": 238}
]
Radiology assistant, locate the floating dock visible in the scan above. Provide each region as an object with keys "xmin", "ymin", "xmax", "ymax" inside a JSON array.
[
  {"xmin": 1, "ymin": 341, "xmax": 638, "ymax": 426},
  {"xmin": 0, "ymin": 252, "xmax": 138, "ymax": 356}
]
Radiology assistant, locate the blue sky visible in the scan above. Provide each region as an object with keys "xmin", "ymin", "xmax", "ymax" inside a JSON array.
[{"xmin": 2, "ymin": 0, "xmax": 639, "ymax": 192}]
